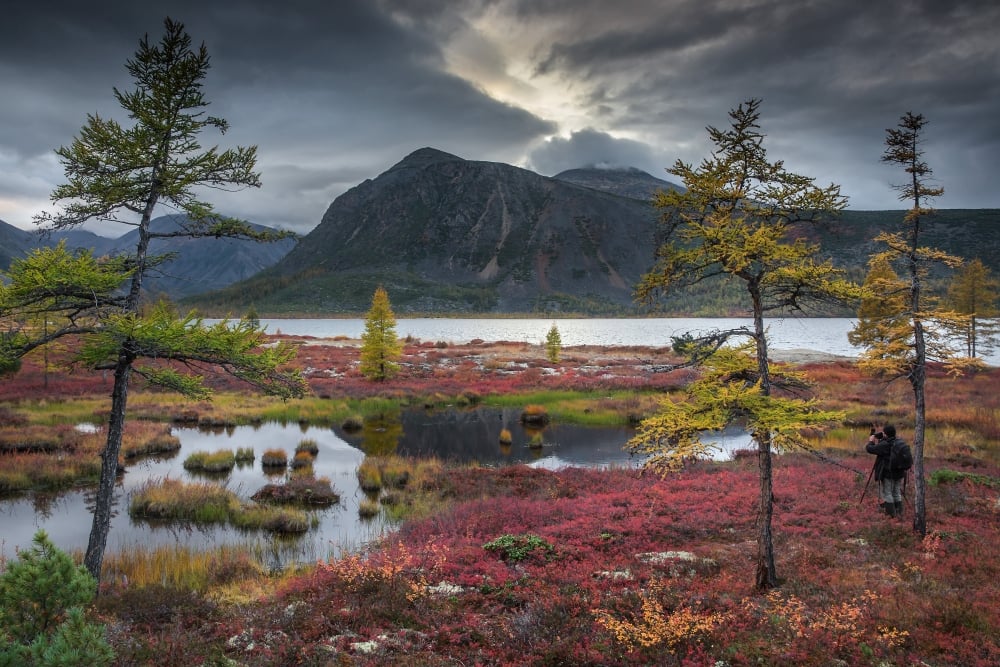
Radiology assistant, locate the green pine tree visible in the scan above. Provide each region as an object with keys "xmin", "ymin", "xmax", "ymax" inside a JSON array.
[
  {"xmin": 359, "ymin": 286, "xmax": 403, "ymax": 381},
  {"xmin": 0, "ymin": 531, "xmax": 113, "ymax": 666},
  {"xmin": 545, "ymin": 323, "xmax": 562, "ymax": 363}
]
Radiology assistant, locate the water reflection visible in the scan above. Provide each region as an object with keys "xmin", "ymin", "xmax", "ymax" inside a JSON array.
[{"xmin": 2, "ymin": 412, "xmax": 754, "ymax": 563}]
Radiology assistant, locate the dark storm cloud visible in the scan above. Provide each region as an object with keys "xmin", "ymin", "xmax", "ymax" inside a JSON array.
[
  {"xmin": 2, "ymin": 0, "xmax": 998, "ymax": 234},
  {"xmin": 517, "ymin": 0, "xmax": 1000, "ymax": 208},
  {"xmin": 0, "ymin": 1, "xmax": 555, "ymax": 232}
]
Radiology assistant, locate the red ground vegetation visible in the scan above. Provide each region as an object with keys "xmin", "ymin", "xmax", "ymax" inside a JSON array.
[{"xmin": 99, "ymin": 454, "xmax": 1000, "ymax": 666}]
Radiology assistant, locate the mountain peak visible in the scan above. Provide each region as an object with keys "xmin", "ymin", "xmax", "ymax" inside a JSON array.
[{"xmin": 390, "ymin": 147, "xmax": 464, "ymax": 171}]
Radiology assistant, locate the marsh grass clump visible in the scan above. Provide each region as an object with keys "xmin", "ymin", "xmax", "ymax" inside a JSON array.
[
  {"xmin": 295, "ymin": 438, "xmax": 319, "ymax": 456},
  {"xmin": 0, "ymin": 451, "xmax": 102, "ymax": 494},
  {"xmin": 290, "ymin": 451, "xmax": 314, "ymax": 470},
  {"xmin": 121, "ymin": 423, "xmax": 181, "ymax": 459},
  {"xmin": 357, "ymin": 458, "xmax": 383, "ymax": 492},
  {"xmin": 234, "ymin": 447, "xmax": 255, "ymax": 464},
  {"xmin": 128, "ymin": 478, "xmax": 310, "ymax": 533},
  {"xmin": 251, "ymin": 475, "xmax": 340, "ymax": 507},
  {"xmin": 358, "ymin": 498, "xmax": 381, "ymax": 519},
  {"xmin": 130, "ymin": 478, "xmax": 236, "ymax": 523},
  {"xmin": 0, "ymin": 424, "xmax": 82, "ymax": 454},
  {"xmin": 520, "ymin": 404, "xmax": 551, "ymax": 426},
  {"xmin": 231, "ymin": 505, "xmax": 310, "ymax": 534},
  {"xmin": 342, "ymin": 415, "xmax": 364, "ymax": 432},
  {"xmin": 183, "ymin": 449, "xmax": 236, "ymax": 473},
  {"xmin": 499, "ymin": 428, "xmax": 513, "ymax": 445},
  {"xmin": 261, "ymin": 448, "xmax": 288, "ymax": 468},
  {"xmin": 102, "ymin": 543, "xmax": 267, "ymax": 592}
]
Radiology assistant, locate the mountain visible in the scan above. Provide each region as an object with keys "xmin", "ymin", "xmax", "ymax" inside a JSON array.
[
  {"xmin": 188, "ymin": 148, "xmax": 664, "ymax": 314},
  {"xmin": 553, "ymin": 165, "xmax": 684, "ymax": 200},
  {"xmin": 0, "ymin": 215, "xmax": 296, "ymax": 299},
  {"xmin": 0, "ymin": 219, "xmax": 34, "ymax": 269},
  {"xmin": 103, "ymin": 216, "xmax": 297, "ymax": 298},
  {"xmin": 188, "ymin": 148, "xmax": 1000, "ymax": 316}
]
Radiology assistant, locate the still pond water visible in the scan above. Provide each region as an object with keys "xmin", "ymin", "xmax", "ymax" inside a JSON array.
[{"xmin": 2, "ymin": 410, "xmax": 750, "ymax": 567}]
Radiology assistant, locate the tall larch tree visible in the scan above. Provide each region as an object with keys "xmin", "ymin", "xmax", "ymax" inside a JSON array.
[
  {"xmin": 630, "ymin": 99, "xmax": 858, "ymax": 590},
  {"xmin": 944, "ymin": 258, "xmax": 999, "ymax": 358},
  {"xmin": 0, "ymin": 18, "xmax": 307, "ymax": 583},
  {"xmin": 359, "ymin": 286, "xmax": 403, "ymax": 381},
  {"xmin": 849, "ymin": 112, "xmax": 974, "ymax": 537}
]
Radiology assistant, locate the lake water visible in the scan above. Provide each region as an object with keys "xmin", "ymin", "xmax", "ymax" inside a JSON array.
[
  {"xmin": 254, "ymin": 316, "xmax": 999, "ymax": 365},
  {"xmin": 263, "ymin": 316, "xmax": 865, "ymax": 356}
]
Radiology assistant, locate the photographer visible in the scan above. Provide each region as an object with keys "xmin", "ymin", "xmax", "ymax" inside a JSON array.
[{"xmin": 865, "ymin": 424, "xmax": 906, "ymax": 518}]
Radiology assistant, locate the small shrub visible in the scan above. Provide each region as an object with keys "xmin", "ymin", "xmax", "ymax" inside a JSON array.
[
  {"xmin": 499, "ymin": 428, "xmax": 513, "ymax": 445},
  {"xmin": 482, "ymin": 533, "xmax": 554, "ymax": 563},
  {"xmin": 528, "ymin": 432, "xmax": 545, "ymax": 449},
  {"xmin": 0, "ymin": 530, "xmax": 112, "ymax": 666}
]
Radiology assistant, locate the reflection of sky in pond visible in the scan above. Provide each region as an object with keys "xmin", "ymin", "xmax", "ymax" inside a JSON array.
[{"xmin": 2, "ymin": 414, "xmax": 754, "ymax": 564}]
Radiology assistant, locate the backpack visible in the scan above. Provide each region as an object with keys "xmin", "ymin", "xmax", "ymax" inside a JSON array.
[{"xmin": 889, "ymin": 438, "xmax": 913, "ymax": 473}]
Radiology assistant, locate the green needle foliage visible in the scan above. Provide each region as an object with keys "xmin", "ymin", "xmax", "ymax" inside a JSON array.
[
  {"xmin": 545, "ymin": 322, "xmax": 562, "ymax": 363},
  {"xmin": 0, "ymin": 18, "xmax": 306, "ymax": 583},
  {"xmin": 360, "ymin": 286, "xmax": 403, "ymax": 381},
  {"xmin": 632, "ymin": 99, "xmax": 858, "ymax": 590},
  {"xmin": 0, "ymin": 530, "xmax": 113, "ymax": 666}
]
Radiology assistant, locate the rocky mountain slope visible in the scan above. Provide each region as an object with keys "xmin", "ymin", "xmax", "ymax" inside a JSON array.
[{"xmin": 192, "ymin": 148, "xmax": 666, "ymax": 314}]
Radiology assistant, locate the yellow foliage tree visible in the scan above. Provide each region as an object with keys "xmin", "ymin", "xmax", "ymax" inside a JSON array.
[
  {"xmin": 359, "ymin": 286, "xmax": 403, "ymax": 381},
  {"xmin": 849, "ymin": 112, "xmax": 976, "ymax": 536},
  {"xmin": 632, "ymin": 99, "xmax": 858, "ymax": 590}
]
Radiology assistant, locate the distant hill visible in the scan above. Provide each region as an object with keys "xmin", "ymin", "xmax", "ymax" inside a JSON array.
[
  {"xmin": 186, "ymin": 148, "xmax": 1000, "ymax": 316},
  {"xmin": 0, "ymin": 219, "xmax": 34, "ymax": 269},
  {"xmin": 187, "ymin": 148, "xmax": 664, "ymax": 315},
  {"xmin": 0, "ymin": 215, "xmax": 296, "ymax": 299}
]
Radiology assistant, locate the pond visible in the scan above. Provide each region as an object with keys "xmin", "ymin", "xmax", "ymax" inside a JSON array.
[{"xmin": 1, "ymin": 410, "xmax": 753, "ymax": 566}]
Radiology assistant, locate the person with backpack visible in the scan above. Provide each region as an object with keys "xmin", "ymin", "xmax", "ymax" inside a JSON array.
[{"xmin": 865, "ymin": 423, "xmax": 911, "ymax": 518}]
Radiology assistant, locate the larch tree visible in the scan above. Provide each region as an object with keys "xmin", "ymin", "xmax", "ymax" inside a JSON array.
[
  {"xmin": 359, "ymin": 286, "xmax": 403, "ymax": 381},
  {"xmin": 943, "ymin": 258, "xmax": 999, "ymax": 359},
  {"xmin": 0, "ymin": 18, "xmax": 307, "ymax": 583},
  {"xmin": 630, "ymin": 99, "xmax": 858, "ymax": 590},
  {"xmin": 850, "ymin": 112, "xmax": 977, "ymax": 537},
  {"xmin": 545, "ymin": 323, "xmax": 562, "ymax": 363}
]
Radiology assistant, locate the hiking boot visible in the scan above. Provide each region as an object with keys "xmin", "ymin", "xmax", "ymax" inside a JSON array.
[
  {"xmin": 883, "ymin": 502, "xmax": 896, "ymax": 517},
  {"xmin": 894, "ymin": 501, "xmax": 903, "ymax": 518}
]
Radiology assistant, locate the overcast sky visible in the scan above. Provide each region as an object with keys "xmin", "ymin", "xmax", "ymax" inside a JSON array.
[{"xmin": 2, "ymin": 0, "xmax": 998, "ymax": 236}]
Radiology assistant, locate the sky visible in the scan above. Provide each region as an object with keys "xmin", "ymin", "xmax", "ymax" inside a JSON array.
[{"xmin": 2, "ymin": 0, "xmax": 998, "ymax": 236}]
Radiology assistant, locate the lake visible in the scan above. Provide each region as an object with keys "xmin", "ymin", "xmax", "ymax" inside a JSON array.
[{"xmin": 254, "ymin": 316, "xmax": 999, "ymax": 365}]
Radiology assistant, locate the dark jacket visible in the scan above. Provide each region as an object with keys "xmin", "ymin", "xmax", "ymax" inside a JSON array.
[{"xmin": 866, "ymin": 437, "xmax": 907, "ymax": 481}]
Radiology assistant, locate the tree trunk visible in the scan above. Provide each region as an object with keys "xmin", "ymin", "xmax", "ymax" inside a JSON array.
[
  {"xmin": 83, "ymin": 353, "xmax": 132, "ymax": 582},
  {"xmin": 911, "ymin": 323, "xmax": 928, "ymax": 537},
  {"xmin": 751, "ymin": 284, "xmax": 777, "ymax": 589}
]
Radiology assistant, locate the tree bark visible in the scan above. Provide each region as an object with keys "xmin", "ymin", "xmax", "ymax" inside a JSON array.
[
  {"xmin": 83, "ymin": 353, "xmax": 132, "ymax": 581},
  {"xmin": 751, "ymin": 284, "xmax": 777, "ymax": 589}
]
